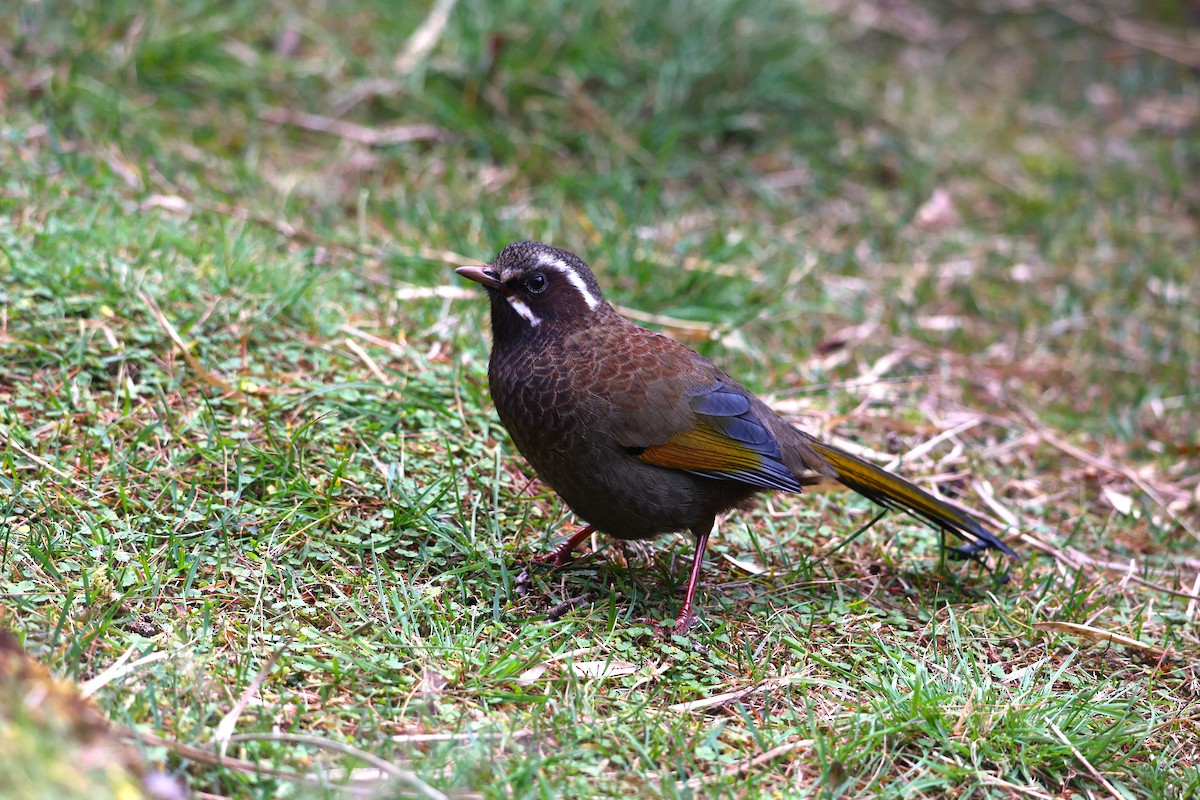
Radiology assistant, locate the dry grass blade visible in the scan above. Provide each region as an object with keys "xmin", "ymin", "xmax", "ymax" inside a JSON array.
[
  {"xmin": 394, "ymin": 0, "xmax": 460, "ymax": 75},
  {"xmin": 344, "ymin": 337, "xmax": 392, "ymax": 387},
  {"xmin": 667, "ymin": 672, "xmax": 808, "ymax": 713},
  {"xmin": 1050, "ymin": 723, "xmax": 1128, "ymax": 800},
  {"xmin": 682, "ymin": 738, "xmax": 814, "ymax": 790},
  {"xmin": 225, "ymin": 733, "xmax": 448, "ymax": 800},
  {"xmin": 260, "ymin": 107, "xmax": 443, "ymax": 146},
  {"xmin": 389, "ymin": 730, "xmax": 533, "ymax": 744},
  {"xmin": 881, "ymin": 416, "xmax": 982, "ymax": 473},
  {"xmin": 394, "ymin": 286, "xmax": 476, "ymax": 301},
  {"xmin": 212, "ymin": 642, "xmax": 289, "ymax": 757},
  {"xmin": 565, "ymin": 660, "xmax": 642, "ymax": 679},
  {"xmin": 613, "ymin": 304, "xmax": 719, "ymax": 336},
  {"xmin": 978, "ymin": 774, "xmax": 1058, "ymax": 799},
  {"xmin": 128, "ymin": 729, "xmax": 401, "ymax": 796},
  {"xmin": 138, "ymin": 289, "xmax": 246, "ymax": 398},
  {"xmin": 1186, "ymin": 573, "xmax": 1200, "ymax": 622},
  {"xmin": 971, "ymin": 478, "xmax": 1023, "ymax": 530},
  {"xmin": 0, "ymin": 429, "xmax": 100, "ymax": 497},
  {"xmin": 1033, "ymin": 621, "xmax": 1171, "ymax": 659},
  {"xmin": 341, "ymin": 324, "xmax": 410, "ymax": 356},
  {"xmin": 79, "ymin": 648, "xmax": 172, "ymax": 699},
  {"xmin": 1058, "ymin": 3, "xmax": 1200, "ymax": 68},
  {"xmin": 1036, "ymin": 426, "xmax": 1196, "ymax": 541}
]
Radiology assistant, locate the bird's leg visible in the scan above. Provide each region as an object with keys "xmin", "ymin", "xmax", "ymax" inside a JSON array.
[
  {"xmin": 673, "ymin": 520, "xmax": 714, "ymax": 635},
  {"xmin": 534, "ymin": 524, "xmax": 595, "ymax": 567}
]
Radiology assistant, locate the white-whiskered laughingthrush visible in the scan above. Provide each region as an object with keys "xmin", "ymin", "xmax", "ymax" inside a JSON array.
[{"xmin": 457, "ymin": 241, "xmax": 1016, "ymax": 633}]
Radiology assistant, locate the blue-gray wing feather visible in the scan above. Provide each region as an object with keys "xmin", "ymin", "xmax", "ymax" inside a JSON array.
[{"xmin": 686, "ymin": 380, "xmax": 804, "ymax": 493}]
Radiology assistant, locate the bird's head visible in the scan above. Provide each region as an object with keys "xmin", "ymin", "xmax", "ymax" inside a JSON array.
[{"xmin": 456, "ymin": 241, "xmax": 608, "ymax": 336}]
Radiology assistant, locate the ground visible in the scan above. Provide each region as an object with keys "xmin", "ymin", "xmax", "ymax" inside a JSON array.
[{"xmin": 1, "ymin": 1, "xmax": 1198, "ymax": 798}]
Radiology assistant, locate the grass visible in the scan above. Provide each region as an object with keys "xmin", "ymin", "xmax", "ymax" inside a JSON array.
[{"xmin": 2, "ymin": 0, "xmax": 1199, "ymax": 797}]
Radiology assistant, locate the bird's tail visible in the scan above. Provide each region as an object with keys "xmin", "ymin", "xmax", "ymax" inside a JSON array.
[{"xmin": 805, "ymin": 438, "xmax": 1017, "ymax": 558}]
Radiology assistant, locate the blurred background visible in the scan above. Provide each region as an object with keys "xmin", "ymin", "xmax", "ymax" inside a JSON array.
[{"xmin": 6, "ymin": 0, "xmax": 1196, "ymax": 436}]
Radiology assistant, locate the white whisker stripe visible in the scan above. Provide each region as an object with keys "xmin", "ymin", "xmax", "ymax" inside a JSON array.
[
  {"xmin": 536, "ymin": 252, "xmax": 600, "ymax": 310},
  {"xmin": 505, "ymin": 295, "xmax": 542, "ymax": 326}
]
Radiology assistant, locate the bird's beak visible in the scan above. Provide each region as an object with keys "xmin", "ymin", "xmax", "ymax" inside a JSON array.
[{"xmin": 455, "ymin": 265, "xmax": 504, "ymax": 291}]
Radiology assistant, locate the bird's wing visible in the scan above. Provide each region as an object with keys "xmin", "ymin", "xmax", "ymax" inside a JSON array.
[
  {"xmin": 591, "ymin": 323, "xmax": 1015, "ymax": 557},
  {"xmin": 628, "ymin": 378, "xmax": 808, "ymax": 493},
  {"xmin": 590, "ymin": 323, "xmax": 820, "ymax": 492}
]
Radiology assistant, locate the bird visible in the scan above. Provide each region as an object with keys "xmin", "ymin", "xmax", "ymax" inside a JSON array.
[{"xmin": 457, "ymin": 241, "xmax": 1016, "ymax": 633}]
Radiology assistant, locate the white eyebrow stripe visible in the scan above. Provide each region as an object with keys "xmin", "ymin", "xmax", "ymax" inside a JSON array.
[
  {"xmin": 505, "ymin": 295, "xmax": 542, "ymax": 326},
  {"xmin": 536, "ymin": 252, "xmax": 600, "ymax": 310}
]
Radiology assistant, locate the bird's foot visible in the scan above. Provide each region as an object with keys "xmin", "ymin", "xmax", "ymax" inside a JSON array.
[
  {"xmin": 533, "ymin": 524, "xmax": 596, "ymax": 568},
  {"xmin": 672, "ymin": 611, "xmax": 695, "ymax": 636},
  {"xmin": 531, "ymin": 550, "xmax": 571, "ymax": 568}
]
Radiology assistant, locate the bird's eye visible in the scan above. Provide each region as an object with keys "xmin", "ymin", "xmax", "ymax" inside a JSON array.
[{"xmin": 525, "ymin": 273, "xmax": 548, "ymax": 294}]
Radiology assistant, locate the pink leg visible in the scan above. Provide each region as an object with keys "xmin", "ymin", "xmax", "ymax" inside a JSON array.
[
  {"xmin": 673, "ymin": 523, "xmax": 713, "ymax": 634},
  {"xmin": 534, "ymin": 525, "xmax": 595, "ymax": 567}
]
